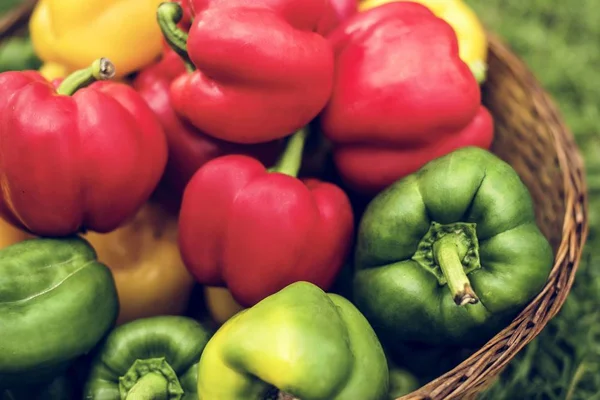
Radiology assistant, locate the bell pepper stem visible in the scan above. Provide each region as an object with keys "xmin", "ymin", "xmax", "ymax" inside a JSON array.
[
  {"xmin": 267, "ymin": 129, "xmax": 308, "ymax": 177},
  {"xmin": 157, "ymin": 2, "xmax": 195, "ymax": 73},
  {"xmin": 124, "ymin": 372, "xmax": 168, "ymax": 400},
  {"xmin": 433, "ymin": 234, "xmax": 479, "ymax": 306},
  {"xmin": 56, "ymin": 58, "xmax": 115, "ymax": 96},
  {"xmin": 119, "ymin": 358, "xmax": 183, "ymax": 399}
]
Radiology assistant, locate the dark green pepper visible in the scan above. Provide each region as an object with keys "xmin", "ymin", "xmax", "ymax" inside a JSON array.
[
  {"xmin": 387, "ymin": 364, "xmax": 419, "ymax": 400},
  {"xmin": 83, "ymin": 315, "xmax": 213, "ymax": 400},
  {"xmin": 353, "ymin": 147, "xmax": 554, "ymax": 347},
  {"xmin": 0, "ymin": 36, "xmax": 42, "ymax": 73},
  {"xmin": 0, "ymin": 237, "xmax": 119, "ymax": 389}
]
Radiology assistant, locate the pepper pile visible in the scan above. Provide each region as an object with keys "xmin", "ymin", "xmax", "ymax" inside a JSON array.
[{"xmin": 0, "ymin": 1, "xmax": 554, "ymax": 399}]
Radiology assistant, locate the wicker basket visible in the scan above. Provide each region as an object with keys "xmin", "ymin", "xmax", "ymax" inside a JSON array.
[
  {"xmin": 0, "ymin": 3, "xmax": 589, "ymax": 400},
  {"xmin": 398, "ymin": 34, "xmax": 588, "ymax": 399}
]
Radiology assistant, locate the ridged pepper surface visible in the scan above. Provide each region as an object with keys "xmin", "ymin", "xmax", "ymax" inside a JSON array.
[
  {"xmin": 0, "ymin": 58, "xmax": 167, "ymax": 236},
  {"xmin": 133, "ymin": 47, "xmax": 283, "ymax": 201},
  {"xmin": 353, "ymin": 147, "xmax": 554, "ymax": 348},
  {"xmin": 157, "ymin": 1, "xmax": 338, "ymax": 144},
  {"xmin": 196, "ymin": 281, "xmax": 389, "ymax": 400},
  {"xmin": 0, "ymin": 237, "xmax": 118, "ymax": 389},
  {"xmin": 83, "ymin": 316, "xmax": 213, "ymax": 400},
  {"xmin": 320, "ymin": 2, "xmax": 493, "ymax": 195},
  {"xmin": 178, "ymin": 129, "xmax": 354, "ymax": 307}
]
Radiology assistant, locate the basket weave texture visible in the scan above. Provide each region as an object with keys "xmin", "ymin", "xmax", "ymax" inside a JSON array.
[
  {"xmin": 0, "ymin": 4, "xmax": 589, "ymax": 400},
  {"xmin": 398, "ymin": 34, "xmax": 588, "ymax": 400}
]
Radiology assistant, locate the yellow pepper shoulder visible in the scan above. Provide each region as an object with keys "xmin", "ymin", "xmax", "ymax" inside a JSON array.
[{"xmin": 29, "ymin": 0, "xmax": 166, "ymax": 80}]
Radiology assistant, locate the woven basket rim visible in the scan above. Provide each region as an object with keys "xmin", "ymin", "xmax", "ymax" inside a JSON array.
[
  {"xmin": 0, "ymin": 4, "xmax": 590, "ymax": 400},
  {"xmin": 0, "ymin": 0, "xmax": 36, "ymax": 38},
  {"xmin": 398, "ymin": 33, "xmax": 589, "ymax": 400}
]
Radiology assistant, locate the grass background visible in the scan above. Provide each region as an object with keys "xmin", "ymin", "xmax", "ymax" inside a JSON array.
[
  {"xmin": 463, "ymin": 1, "xmax": 600, "ymax": 399},
  {"xmin": 2, "ymin": 0, "xmax": 599, "ymax": 398},
  {"xmin": 0, "ymin": 0, "xmax": 25, "ymax": 17}
]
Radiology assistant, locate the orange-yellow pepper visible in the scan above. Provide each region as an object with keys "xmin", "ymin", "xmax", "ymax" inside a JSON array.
[
  {"xmin": 0, "ymin": 218, "xmax": 33, "ymax": 249},
  {"xmin": 204, "ymin": 287, "xmax": 245, "ymax": 326},
  {"xmin": 84, "ymin": 201, "xmax": 195, "ymax": 325},
  {"xmin": 29, "ymin": 0, "xmax": 166, "ymax": 81},
  {"xmin": 358, "ymin": 0, "xmax": 488, "ymax": 83}
]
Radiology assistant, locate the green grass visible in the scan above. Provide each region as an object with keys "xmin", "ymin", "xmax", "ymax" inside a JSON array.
[
  {"xmin": 0, "ymin": 0, "xmax": 26, "ymax": 17},
  {"xmin": 462, "ymin": 1, "xmax": 600, "ymax": 398},
  {"xmin": 466, "ymin": 0, "xmax": 600, "ymax": 139}
]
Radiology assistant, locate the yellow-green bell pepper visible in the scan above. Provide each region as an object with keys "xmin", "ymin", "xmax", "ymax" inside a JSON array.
[{"xmin": 197, "ymin": 281, "xmax": 389, "ymax": 400}]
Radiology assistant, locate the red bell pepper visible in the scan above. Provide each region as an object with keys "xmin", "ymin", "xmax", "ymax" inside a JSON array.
[
  {"xmin": 156, "ymin": 1, "xmax": 337, "ymax": 144},
  {"xmin": 329, "ymin": 0, "xmax": 358, "ymax": 21},
  {"xmin": 0, "ymin": 58, "xmax": 168, "ymax": 236},
  {"xmin": 132, "ymin": 47, "xmax": 283, "ymax": 203},
  {"xmin": 178, "ymin": 129, "xmax": 354, "ymax": 307},
  {"xmin": 319, "ymin": 2, "xmax": 494, "ymax": 195}
]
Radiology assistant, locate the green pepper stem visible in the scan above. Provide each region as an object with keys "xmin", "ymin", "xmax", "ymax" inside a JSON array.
[
  {"xmin": 56, "ymin": 58, "xmax": 115, "ymax": 96},
  {"xmin": 157, "ymin": 2, "xmax": 195, "ymax": 73},
  {"xmin": 119, "ymin": 358, "xmax": 183, "ymax": 400},
  {"xmin": 267, "ymin": 129, "xmax": 308, "ymax": 177},
  {"xmin": 433, "ymin": 234, "xmax": 479, "ymax": 306},
  {"xmin": 124, "ymin": 372, "xmax": 168, "ymax": 400}
]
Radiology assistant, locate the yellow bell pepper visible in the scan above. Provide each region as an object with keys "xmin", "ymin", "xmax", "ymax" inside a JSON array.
[
  {"xmin": 29, "ymin": 0, "xmax": 166, "ymax": 81},
  {"xmin": 204, "ymin": 287, "xmax": 245, "ymax": 326},
  {"xmin": 84, "ymin": 201, "xmax": 196, "ymax": 325},
  {"xmin": 358, "ymin": 0, "xmax": 488, "ymax": 83}
]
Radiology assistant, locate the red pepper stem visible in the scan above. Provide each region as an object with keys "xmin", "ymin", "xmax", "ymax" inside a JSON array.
[
  {"xmin": 157, "ymin": 2, "xmax": 195, "ymax": 73},
  {"xmin": 268, "ymin": 129, "xmax": 308, "ymax": 178},
  {"xmin": 56, "ymin": 58, "xmax": 115, "ymax": 96},
  {"xmin": 433, "ymin": 234, "xmax": 479, "ymax": 306}
]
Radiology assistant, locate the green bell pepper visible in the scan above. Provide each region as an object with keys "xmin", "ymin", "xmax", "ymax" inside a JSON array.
[
  {"xmin": 83, "ymin": 315, "xmax": 213, "ymax": 400},
  {"xmin": 0, "ymin": 237, "xmax": 119, "ymax": 389},
  {"xmin": 0, "ymin": 36, "xmax": 42, "ymax": 73},
  {"xmin": 387, "ymin": 364, "xmax": 419, "ymax": 400},
  {"xmin": 353, "ymin": 147, "xmax": 554, "ymax": 347},
  {"xmin": 197, "ymin": 281, "xmax": 389, "ymax": 400}
]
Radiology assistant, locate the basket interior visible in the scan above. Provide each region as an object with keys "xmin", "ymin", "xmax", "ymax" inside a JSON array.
[{"xmin": 483, "ymin": 47, "xmax": 566, "ymax": 252}]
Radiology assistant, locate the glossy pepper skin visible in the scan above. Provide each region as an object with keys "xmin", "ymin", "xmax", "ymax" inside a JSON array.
[
  {"xmin": 0, "ymin": 237, "xmax": 119, "ymax": 389},
  {"xmin": 83, "ymin": 316, "xmax": 213, "ymax": 400},
  {"xmin": 320, "ymin": 2, "xmax": 493, "ymax": 195},
  {"xmin": 359, "ymin": 0, "xmax": 488, "ymax": 83},
  {"xmin": 29, "ymin": 0, "xmax": 166, "ymax": 80},
  {"xmin": 353, "ymin": 147, "xmax": 554, "ymax": 347},
  {"xmin": 83, "ymin": 201, "xmax": 196, "ymax": 325},
  {"xmin": 197, "ymin": 281, "xmax": 389, "ymax": 400},
  {"xmin": 330, "ymin": 0, "xmax": 359, "ymax": 21},
  {"xmin": 133, "ymin": 47, "xmax": 283, "ymax": 201},
  {"xmin": 179, "ymin": 129, "xmax": 354, "ymax": 307},
  {"xmin": 0, "ymin": 58, "xmax": 168, "ymax": 237},
  {"xmin": 157, "ymin": 1, "xmax": 336, "ymax": 144}
]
